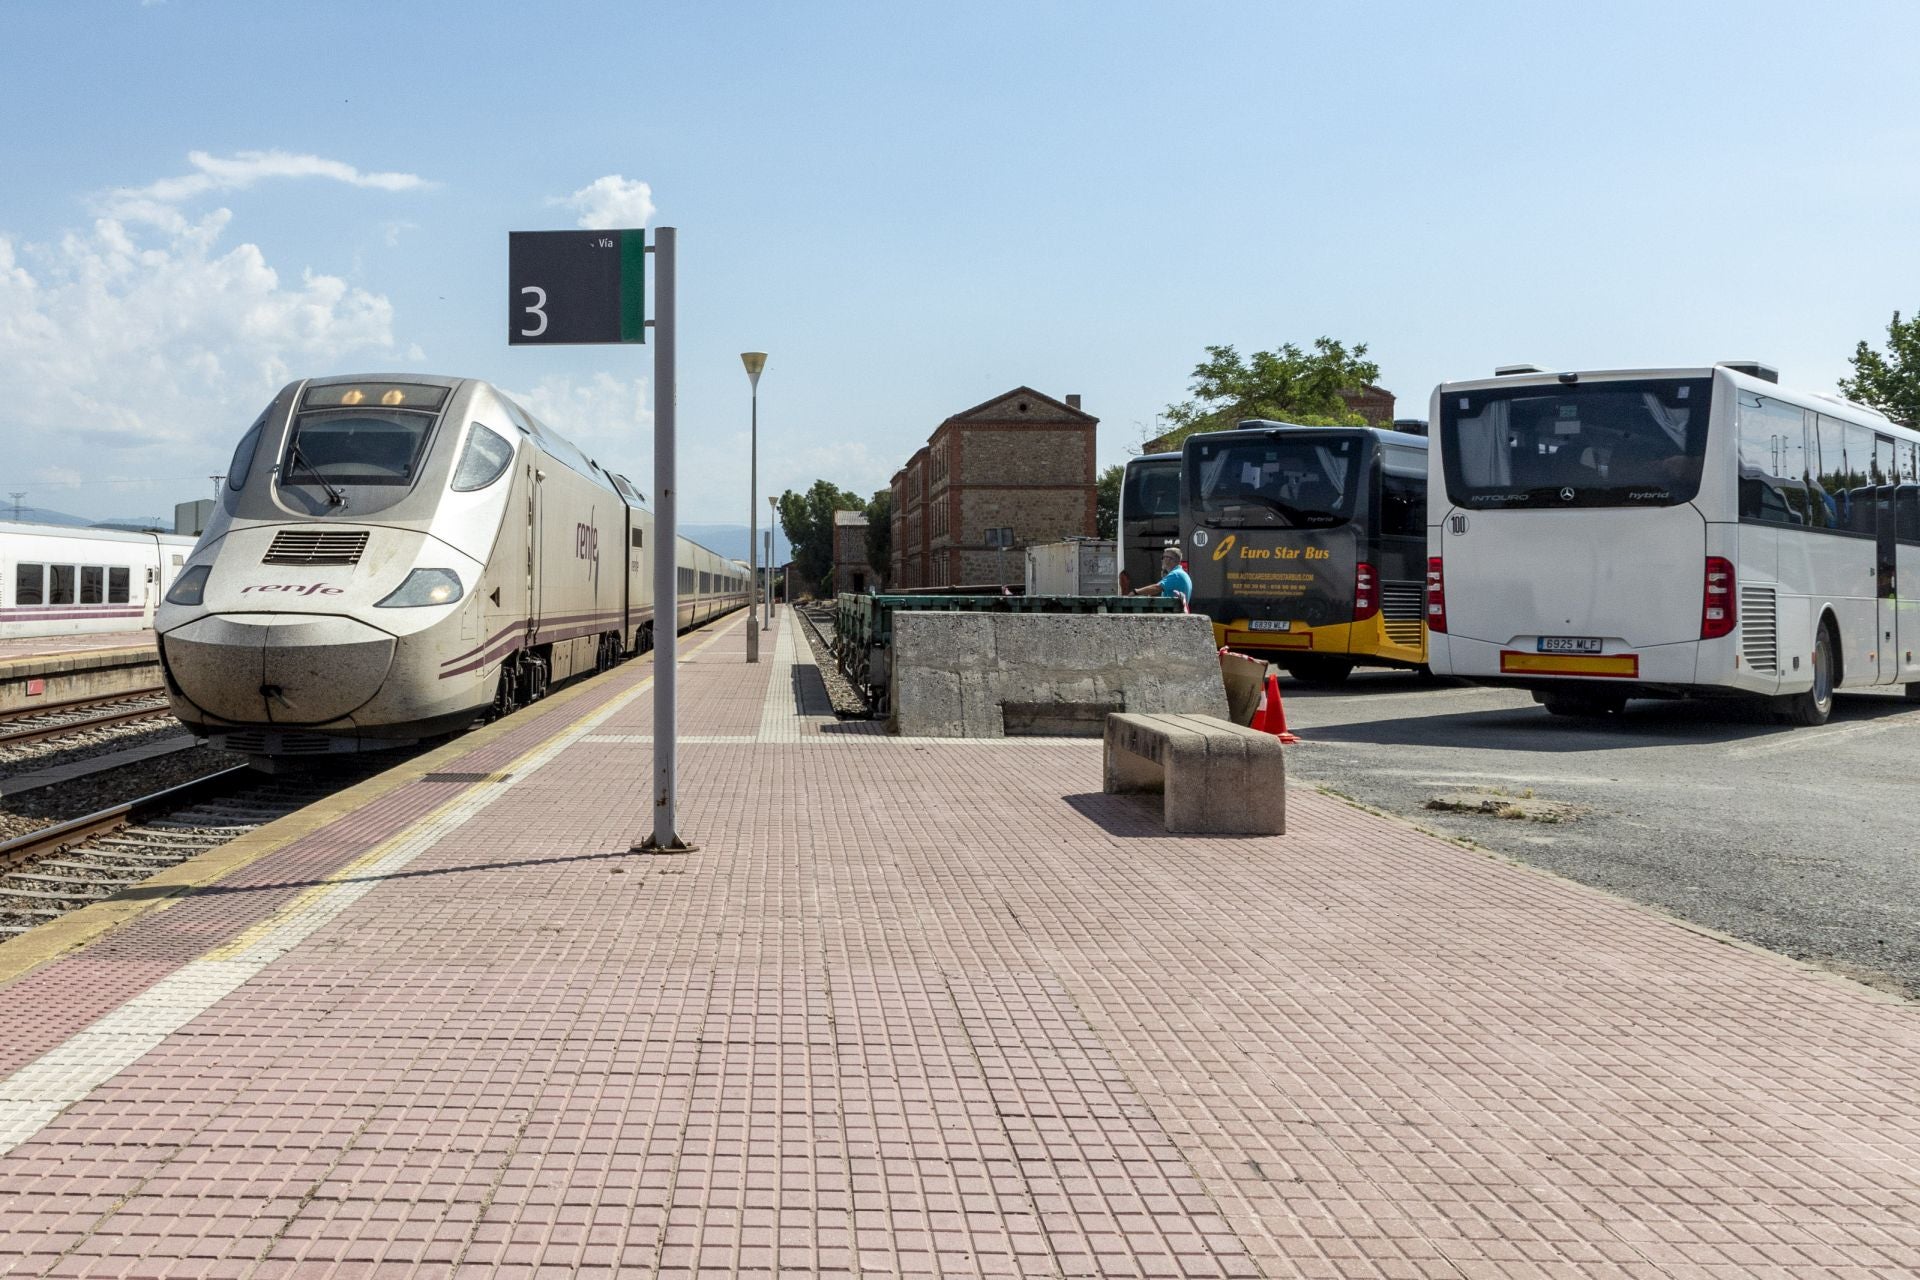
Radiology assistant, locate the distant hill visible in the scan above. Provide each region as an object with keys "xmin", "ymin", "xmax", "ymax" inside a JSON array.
[
  {"xmin": 681, "ymin": 523, "xmax": 789, "ymax": 564},
  {"xmin": 1, "ymin": 506, "xmax": 172, "ymax": 532}
]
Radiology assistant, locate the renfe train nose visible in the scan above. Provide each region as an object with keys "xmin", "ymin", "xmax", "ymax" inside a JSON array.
[{"xmin": 162, "ymin": 613, "xmax": 396, "ymax": 726}]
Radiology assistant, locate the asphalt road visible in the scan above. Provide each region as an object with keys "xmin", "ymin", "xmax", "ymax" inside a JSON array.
[{"xmin": 1277, "ymin": 670, "xmax": 1920, "ymax": 1001}]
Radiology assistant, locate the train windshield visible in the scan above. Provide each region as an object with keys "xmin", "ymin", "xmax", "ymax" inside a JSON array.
[
  {"xmin": 282, "ymin": 409, "xmax": 436, "ymax": 487},
  {"xmin": 1190, "ymin": 434, "xmax": 1362, "ymax": 529}
]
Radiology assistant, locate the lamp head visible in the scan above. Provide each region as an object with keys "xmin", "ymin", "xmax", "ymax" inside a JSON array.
[{"xmin": 740, "ymin": 351, "xmax": 768, "ymax": 388}]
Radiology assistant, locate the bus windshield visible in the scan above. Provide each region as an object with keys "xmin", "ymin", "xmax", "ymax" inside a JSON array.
[
  {"xmin": 1190, "ymin": 434, "xmax": 1361, "ymax": 529},
  {"xmin": 1439, "ymin": 377, "xmax": 1711, "ymax": 509}
]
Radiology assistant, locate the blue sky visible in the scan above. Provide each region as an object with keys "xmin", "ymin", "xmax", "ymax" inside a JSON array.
[{"xmin": 2, "ymin": 0, "xmax": 1916, "ymax": 530}]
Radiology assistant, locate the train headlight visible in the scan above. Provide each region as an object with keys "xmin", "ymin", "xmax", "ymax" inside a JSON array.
[
  {"xmin": 376, "ymin": 568, "xmax": 464, "ymax": 608},
  {"xmin": 165, "ymin": 565, "xmax": 212, "ymax": 607}
]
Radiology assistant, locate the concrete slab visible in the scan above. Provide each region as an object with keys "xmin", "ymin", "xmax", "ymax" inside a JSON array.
[{"xmin": 890, "ymin": 610, "xmax": 1229, "ymax": 737}]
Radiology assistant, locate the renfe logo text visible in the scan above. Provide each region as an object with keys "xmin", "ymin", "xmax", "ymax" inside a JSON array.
[{"xmin": 241, "ymin": 583, "xmax": 344, "ymax": 595}]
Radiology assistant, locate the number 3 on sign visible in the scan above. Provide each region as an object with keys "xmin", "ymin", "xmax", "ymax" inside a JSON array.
[{"xmin": 519, "ymin": 286, "xmax": 548, "ymax": 337}]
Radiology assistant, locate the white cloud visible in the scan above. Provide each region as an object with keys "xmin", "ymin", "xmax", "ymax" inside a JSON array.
[
  {"xmin": 99, "ymin": 150, "xmax": 431, "ymax": 231},
  {"xmin": 0, "ymin": 208, "xmax": 404, "ymax": 516},
  {"xmin": 503, "ymin": 373, "xmax": 652, "ymax": 478},
  {"xmin": 553, "ymin": 176, "xmax": 655, "ymax": 230}
]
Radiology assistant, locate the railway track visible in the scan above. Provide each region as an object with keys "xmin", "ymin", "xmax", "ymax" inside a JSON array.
[
  {"xmin": 0, "ymin": 766, "xmax": 352, "ymax": 939},
  {"xmin": 0, "ymin": 688, "xmax": 173, "ymax": 749}
]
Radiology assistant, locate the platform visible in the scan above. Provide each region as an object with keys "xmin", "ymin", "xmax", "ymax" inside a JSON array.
[
  {"xmin": 0, "ymin": 630, "xmax": 157, "ymax": 665},
  {"xmin": 0, "ymin": 607, "xmax": 1917, "ymax": 1277}
]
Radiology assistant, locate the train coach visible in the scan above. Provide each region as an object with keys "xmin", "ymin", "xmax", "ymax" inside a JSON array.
[
  {"xmin": 0, "ymin": 522, "xmax": 196, "ymax": 639},
  {"xmin": 155, "ymin": 373, "xmax": 749, "ymax": 760}
]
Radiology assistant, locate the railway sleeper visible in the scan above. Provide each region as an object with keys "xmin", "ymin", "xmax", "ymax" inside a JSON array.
[
  {"xmin": 10, "ymin": 872, "xmax": 120, "ymax": 892},
  {"xmin": 41, "ymin": 858, "xmax": 158, "ymax": 875},
  {"xmin": 0, "ymin": 885, "xmax": 111, "ymax": 903}
]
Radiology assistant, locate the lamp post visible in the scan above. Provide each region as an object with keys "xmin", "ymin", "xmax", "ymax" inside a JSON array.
[
  {"xmin": 741, "ymin": 351, "xmax": 767, "ymax": 664},
  {"xmin": 766, "ymin": 494, "xmax": 777, "ymax": 624}
]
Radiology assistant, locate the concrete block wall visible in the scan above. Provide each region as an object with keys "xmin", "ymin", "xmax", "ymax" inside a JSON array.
[{"xmin": 889, "ymin": 612, "xmax": 1229, "ymax": 737}]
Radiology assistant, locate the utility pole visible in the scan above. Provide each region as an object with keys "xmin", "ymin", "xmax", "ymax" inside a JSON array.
[
  {"xmin": 8, "ymin": 492, "xmax": 24, "ymax": 522},
  {"xmin": 210, "ymin": 475, "xmax": 223, "ymax": 499}
]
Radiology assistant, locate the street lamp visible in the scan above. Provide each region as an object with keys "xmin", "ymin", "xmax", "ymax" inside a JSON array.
[
  {"xmin": 766, "ymin": 494, "xmax": 777, "ymax": 623},
  {"xmin": 740, "ymin": 352, "xmax": 767, "ymax": 664}
]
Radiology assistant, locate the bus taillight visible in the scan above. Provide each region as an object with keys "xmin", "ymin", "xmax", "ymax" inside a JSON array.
[
  {"xmin": 1354, "ymin": 561, "xmax": 1378, "ymax": 620},
  {"xmin": 1426, "ymin": 557, "xmax": 1447, "ymax": 633},
  {"xmin": 1702, "ymin": 557, "xmax": 1736, "ymax": 639}
]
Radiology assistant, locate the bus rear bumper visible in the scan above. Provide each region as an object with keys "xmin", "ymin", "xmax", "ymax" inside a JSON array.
[
  {"xmin": 1429, "ymin": 633, "xmax": 1784, "ymax": 698},
  {"xmin": 1215, "ymin": 617, "xmax": 1425, "ymax": 668}
]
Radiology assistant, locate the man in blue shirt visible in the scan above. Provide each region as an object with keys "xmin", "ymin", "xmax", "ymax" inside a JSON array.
[{"xmin": 1132, "ymin": 544, "xmax": 1192, "ymax": 606}]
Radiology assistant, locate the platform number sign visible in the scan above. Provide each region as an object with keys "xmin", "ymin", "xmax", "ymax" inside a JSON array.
[{"xmin": 508, "ymin": 230, "xmax": 647, "ymax": 345}]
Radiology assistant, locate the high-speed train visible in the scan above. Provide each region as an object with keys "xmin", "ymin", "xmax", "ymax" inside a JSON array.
[{"xmin": 155, "ymin": 374, "xmax": 749, "ymax": 759}]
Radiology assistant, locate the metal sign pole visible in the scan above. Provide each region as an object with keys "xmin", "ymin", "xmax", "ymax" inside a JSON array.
[{"xmin": 648, "ymin": 226, "xmax": 683, "ymax": 850}]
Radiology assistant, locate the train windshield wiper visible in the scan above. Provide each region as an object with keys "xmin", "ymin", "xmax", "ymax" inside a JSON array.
[{"xmin": 284, "ymin": 439, "xmax": 347, "ymax": 507}]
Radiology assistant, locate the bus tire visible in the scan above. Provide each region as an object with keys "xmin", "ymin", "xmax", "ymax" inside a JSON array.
[
  {"xmin": 1282, "ymin": 658, "xmax": 1354, "ymax": 687},
  {"xmin": 1775, "ymin": 622, "xmax": 1836, "ymax": 726},
  {"xmin": 1540, "ymin": 690, "xmax": 1625, "ymax": 718}
]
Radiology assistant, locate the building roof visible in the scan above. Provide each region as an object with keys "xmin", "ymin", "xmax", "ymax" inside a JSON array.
[{"xmin": 934, "ymin": 385, "xmax": 1096, "ymax": 429}]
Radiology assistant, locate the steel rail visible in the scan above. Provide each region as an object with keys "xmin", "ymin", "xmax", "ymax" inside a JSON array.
[
  {"xmin": 0, "ymin": 765, "xmax": 253, "ymax": 874},
  {"xmin": 0, "ymin": 699, "xmax": 175, "ymax": 748},
  {"xmin": 0, "ymin": 684, "xmax": 168, "ymax": 726}
]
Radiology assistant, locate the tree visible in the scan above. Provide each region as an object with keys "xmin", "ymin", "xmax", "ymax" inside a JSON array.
[
  {"xmin": 865, "ymin": 487, "xmax": 892, "ymax": 586},
  {"xmin": 776, "ymin": 479, "xmax": 865, "ymax": 597},
  {"xmin": 1095, "ymin": 464, "xmax": 1122, "ymax": 540},
  {"xmin": 1156, "ymin": 337, "xmax": 1382, "ymax": 450},
  {"xmin": 1840, "ymin": 311, "xmax": 1920, "ymax": 429}
]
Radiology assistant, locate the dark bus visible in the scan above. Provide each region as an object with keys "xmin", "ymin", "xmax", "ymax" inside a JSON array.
[
  {"xmin": 1181, "ymin": 420, "xmax": 1429, "ymax": 684},
  {"xmin": 1116, "ymin": 452, "xmax": 1181, "ymax": 593}
]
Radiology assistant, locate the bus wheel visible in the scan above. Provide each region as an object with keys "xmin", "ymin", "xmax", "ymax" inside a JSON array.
[
  {"xmin": 1540, "ymin": 690, "xmax": 1625, "ymax": 718},
  {"xmin": 1775, "ymin": 623, "xmax": 1835, "ymax": 726},
  {"xmin": 1283, "ymin": 658, "xmax": 1354, "ymax": 687}
]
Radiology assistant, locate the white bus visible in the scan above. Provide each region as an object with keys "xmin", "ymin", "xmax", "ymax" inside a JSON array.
[{"xmin": 1425, "ymin": 363, "xmax": 1920, "ymax": 725}]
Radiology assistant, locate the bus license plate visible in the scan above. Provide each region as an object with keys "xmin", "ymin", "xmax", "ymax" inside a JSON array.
[
  {"xmin": 1248, "ymin": 620, "xmax": 1292, "ymax": 632},
  {"xmin": 1538, "ymin": 636, "xmax": 1602, "ymax": 654}
]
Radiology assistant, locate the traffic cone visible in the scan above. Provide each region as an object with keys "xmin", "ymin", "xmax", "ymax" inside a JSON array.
[{"xmin": 1254, "ymin": 673, "xmax": 1300, "ymax": 744}]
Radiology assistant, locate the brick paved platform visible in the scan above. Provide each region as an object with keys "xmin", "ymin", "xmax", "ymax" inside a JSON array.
[
  {"xmin": 0, "ymin": 631, "xmax": 155, "ymax": 666},
  {"xmin": 1, "ymin": 606, "xmax": 1918, "ymax": 1278}
]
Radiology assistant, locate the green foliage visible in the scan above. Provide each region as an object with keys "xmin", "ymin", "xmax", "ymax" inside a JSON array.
[
  {"xmin": 1095, "ymin": 464, "xmax": 1122, "ymax": 540},
  {"xmin": 1157, "ymin": 337, "xmax": 1382, "ymax": 450},
  {"xmin": 777, "ymin": 479, "xmax": 866, "ymax": 598},
  {"xmin": 1840, "ymin": 311, "xmax": 1920, "ymax": 429},
  {"xmin": 865, "ymin": 487, "xmax": 893, "ymax": 584}
]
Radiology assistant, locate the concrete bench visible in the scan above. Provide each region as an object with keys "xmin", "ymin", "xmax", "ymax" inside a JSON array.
[{"xmin": 1103, "ymin": 712, "xmax": 1286, "ymax": 835}]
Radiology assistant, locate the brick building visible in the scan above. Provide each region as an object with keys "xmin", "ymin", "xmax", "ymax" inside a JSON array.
[
  {"xmin": 831, "ymin": 509, "xmax": 872, "ymax": 595},
  {"xmin": 889, "ymin": 388, "xmax": 1097, "ymax": 590}
]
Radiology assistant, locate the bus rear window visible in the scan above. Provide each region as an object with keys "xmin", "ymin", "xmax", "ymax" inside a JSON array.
[
  {"xmin": 1440, "ymin": 378, "xmax": 1710, "ymax": 509},
  {"xmin": 1190, "ymin": 435, "xmax": 1361, "ymax": 529},
  {"xmin": 1122, "ymin": 458, "xmax": 1181, "ymax": 521}
]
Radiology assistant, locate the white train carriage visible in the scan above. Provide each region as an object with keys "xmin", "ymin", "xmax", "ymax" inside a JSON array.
[
  {"xmin": 0, "ymin": 522, "xmax": 196, "ymax": 639},
  {"xmin": 155, "ymin": 374, "xmax": 748, "ymax": 758}
]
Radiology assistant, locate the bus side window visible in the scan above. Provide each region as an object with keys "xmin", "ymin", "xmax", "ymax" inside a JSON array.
[
  {"xmin": 1898, "ymin": 488, "xmax": 1920, "ymax": 543},
  {"xmin": 1380, "ymin": 468, "xmax": 1425, "ymax": 538},
  {"xmin": 1736, "ymin": 395, "xmax": 1814, "ymax": 526}
]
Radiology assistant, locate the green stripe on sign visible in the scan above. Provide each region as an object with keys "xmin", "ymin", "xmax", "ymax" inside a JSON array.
[{"xmin": 620, "ymin": 229, "xmax": 647, "ymax": 343}]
